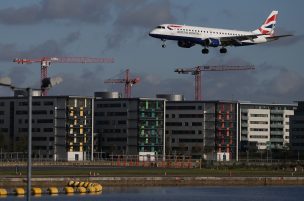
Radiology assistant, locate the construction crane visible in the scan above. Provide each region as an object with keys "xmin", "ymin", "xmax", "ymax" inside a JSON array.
[
  {"xmin": 13, "ymin": 56, "xmax": 114, "ymax": 96},
  {"xmin": 175, "ymin": 65, "xmax": 255, "ymax": 100},
  {"xmin": 104, "ymin": 69, "xmax": 140, "ymax": 98}
]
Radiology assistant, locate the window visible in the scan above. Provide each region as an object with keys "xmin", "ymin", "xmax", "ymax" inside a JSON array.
[
  {"xmin": 44, "ymin": 128, "xmax": 53, "ymax": 132},
  {"xmin": 37, "ymin": 119, "xmax": 53, "ymax": 123},
  {"xmin": 44, "ymin": 101, "xmax": 53, "ymax": 106}
]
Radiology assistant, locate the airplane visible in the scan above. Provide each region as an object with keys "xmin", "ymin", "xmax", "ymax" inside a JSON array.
[{"xmin": 149, "ymin": 11, "xmax": 292, "ymax": 54}]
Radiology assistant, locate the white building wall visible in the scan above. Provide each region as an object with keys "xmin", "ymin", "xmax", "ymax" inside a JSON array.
[
  {"xmin": 283, "ymin": 110, "xmax": 294, "ymax": 146},
  {"xmin": 247, "ymin": 109, "xmax": 270, "ymax": 150}
]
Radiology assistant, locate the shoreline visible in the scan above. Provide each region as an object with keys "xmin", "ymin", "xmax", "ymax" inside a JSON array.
[{"xmin": 1, "ymin": 176, "xmax": 304, "ymax": 188}]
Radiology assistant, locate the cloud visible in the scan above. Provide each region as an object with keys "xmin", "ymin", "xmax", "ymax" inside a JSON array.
[
  {"xmin": 0, "ymin": 32, "xmax": 80, "ymax": 61},
  {"xmin": 105, "ymin": 0, "xmax": 177, "ymax": 48},
  {"xmin": 48, "ymin": 66, "xmax": 105, "ymax": 96},
  {"xmin": 0, "ymin": 0, "xmax": 112, "ymax": 25}
]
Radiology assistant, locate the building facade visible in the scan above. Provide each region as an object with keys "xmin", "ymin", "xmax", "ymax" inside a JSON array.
[
  {"xmin": 0, "ymin": 95, "xmax": 93, "ymax": 161},
  {"xmin": 164, "ymin": 97, "xmax": 238, "ymax": 161},
  {"xmin": 239, "ymin": 102, "xmax": 296, "ymax": 151},
  {"xmin": 290, "ymin": 101, "xmax": 304, "ymax": 151},
  {"xmin": 94, "ymin": 93, "xmax": 166, "ymax": 157}
]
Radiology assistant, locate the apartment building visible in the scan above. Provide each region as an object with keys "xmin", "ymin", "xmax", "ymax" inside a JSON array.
[
  {"xmin": 161, "ymin": 94, "xmax": 238, "ymax": 161},
  {"xmin": 239, "ymin": 102, "xmax": 296, "ymax": 150},
  {"xmin": 94, "ymin": 92, "xmax": 166, "ymax": 156},
  {"xmin": 0, "ymin": 95, "xmax": 93, "ymax": 161},
  {"xmin": 290, "ymin": 101, "xmax": 304, "ymax": 151}
]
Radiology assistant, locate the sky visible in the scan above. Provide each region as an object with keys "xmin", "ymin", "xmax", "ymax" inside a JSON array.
[{"xmin": 0, "ymin": 0, "xmax": 303, "ymax": 103}]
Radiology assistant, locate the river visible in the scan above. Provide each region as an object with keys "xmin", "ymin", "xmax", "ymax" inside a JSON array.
[{"xmin": 1, "ymin": 186, "xmax": 304, "ymax": 201}]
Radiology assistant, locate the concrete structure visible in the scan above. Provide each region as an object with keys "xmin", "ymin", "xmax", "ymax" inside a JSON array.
[
  {"xmin": 165, "ymin": 100, "xmax": 238, "ymax": 161},
  {"xmin": 239, "ymin": 102, "xmax": 296, "ymax": 151},
  {"xmin": 94, "ymin": 94, "xmax": 166, "ymax": 157},
  {"xmin": 290, "ymin": 101, "xmax": 304, "ymax": 152},
  {"xmin": 0, "ymin": 95, "xmax": 93, "ymax": 161}
]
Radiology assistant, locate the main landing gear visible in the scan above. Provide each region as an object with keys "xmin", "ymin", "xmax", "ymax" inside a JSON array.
[
  {"xmin": 201, "ymin": 47, "xmax": 228, "ymax": 54},
  {"xmin": 220, "ymin": 47, "xmax": 227, "ymax": 54},
  {"xmin": 201, "ymin": 48, "xmax": 209, "ymax": 54}
]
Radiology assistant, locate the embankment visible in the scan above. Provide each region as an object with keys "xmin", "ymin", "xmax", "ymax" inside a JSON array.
[{"xmin": 1, "ymin": 176, "xmax": 304, "ymax": 188}]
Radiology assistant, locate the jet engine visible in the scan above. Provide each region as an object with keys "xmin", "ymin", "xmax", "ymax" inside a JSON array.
[
  {"xmin": 177, "ymin": 41, "xmax": 195, "ymax": 48},
  {"xmin": 204, "ymin": 38, "xmax": 221, "ymax": 47}
]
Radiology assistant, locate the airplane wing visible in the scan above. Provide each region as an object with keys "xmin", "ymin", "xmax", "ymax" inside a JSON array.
[
  {"xmin": 219, "ymin": 34, "xmax": 263, "ymax": 45},
  {"xmin": 266, "ymin": 34, "xmax": 293, "ymax": 40}
]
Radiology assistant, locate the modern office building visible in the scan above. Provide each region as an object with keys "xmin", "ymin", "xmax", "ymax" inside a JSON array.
[
  {"xmin": 239, "ymin": 102, "xmax": 296, "ymax": 151},
  {"xmin": 160, "ymin": 94, "xmax": 238, "ymax": 161},
  {"xmin": 94, "ymin": 92, "xmax": 166, "ymax": 157},
  {"xmin": 0, "ymin": 94, "xmax": 93, "ymax": 161},
  {"xmin": 290, "ymin": 101, "xmax": 304, "ymax": 151}
]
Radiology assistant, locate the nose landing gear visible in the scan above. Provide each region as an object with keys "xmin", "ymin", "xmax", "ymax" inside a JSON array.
[{"xmin": 161, "ymin": 39, "xmax": 166, "ymax": 48}]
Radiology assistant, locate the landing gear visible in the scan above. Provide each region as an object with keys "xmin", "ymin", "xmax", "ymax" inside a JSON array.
[
  {"xmin": 161, "ymin": 39, "xmax": 166, "ymax": 48},
  {"xmin": 220, "ymin": 47, "xmax": 227, "ymax": 54},
  {"xmin": 202, "ymin": 48, "xmax": 209, "ymax": 54}
]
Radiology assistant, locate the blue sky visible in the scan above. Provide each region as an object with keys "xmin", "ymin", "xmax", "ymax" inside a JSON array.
[{"xmin": 0, "ymin": 0, "xmax": 303, "ymax": 103}]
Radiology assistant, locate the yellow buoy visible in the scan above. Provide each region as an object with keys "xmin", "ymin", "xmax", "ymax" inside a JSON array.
[
  {"xmin": 0, "ymin": 188, "xmax": 8, "ymax": 196},
  {"xmin": 94, "ymin": 184, "xmax": 103, "ymax": 192},
  {"xmin": 73, "ymin": 181, "xmax": 80, "ymax": 187},
  {"xmin": 47, "ymin": 187, "xmax": 59, "ymax": 195},
  {"xmin": 14, "ymin": 188, "xmax": 25, "ymax": 195},
  {"xmin": 32, "ymin": 187, "xmax": 42, "ymax": 195},
  {"xmin": 64, "ymin": 187, "xmax": 74, "ymax": 194},
  {"xmin": 79, "ymin": 181, "xmax": 85, "ymax": 187},
  {"xmin": 87, "ymin": 186, "xmax": 96, "ymax": 193},
  {"xmin": 68, "ymin": 180, "xmax": 74, "ymax": 186},
  {"xmin": 84, "ymin": 182, "xmax": 90, "ymax": 188},
  {"xmin": 77, "ymin": 187, "xmax": 87, "ymax": 193}
]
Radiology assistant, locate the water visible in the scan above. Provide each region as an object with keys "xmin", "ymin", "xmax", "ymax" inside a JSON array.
[{"xmin": 1, "ymin": 186, "xmax": 304, "ymax": 201}]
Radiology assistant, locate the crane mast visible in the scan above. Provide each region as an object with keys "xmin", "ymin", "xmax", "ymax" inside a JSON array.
[
  {"xmin": 175, "ymin": 65, "xmax": 255, "ymax": 100},
  {"xmin": 104, "ymin": 69, "xmax": 140, "ymax": 98}
]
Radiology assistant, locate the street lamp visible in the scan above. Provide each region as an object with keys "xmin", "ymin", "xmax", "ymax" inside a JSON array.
[{"xmin": 0, "ymin": 76, "xmax": 62, "ymax": 201}]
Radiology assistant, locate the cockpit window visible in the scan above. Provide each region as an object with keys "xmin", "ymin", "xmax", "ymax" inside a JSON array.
[{"xmin": 156, "ymin": 26, "xmax": 165, "ymax": 29}]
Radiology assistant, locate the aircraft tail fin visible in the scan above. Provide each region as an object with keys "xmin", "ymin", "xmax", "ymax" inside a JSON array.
[{"xmin": 253, "ymin": 10, "xmax": 278, "ymax": 36}]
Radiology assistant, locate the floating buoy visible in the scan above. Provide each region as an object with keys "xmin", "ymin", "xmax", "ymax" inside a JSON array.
[
  {"xmin": 84, "ymin": 182, "xmax": 90, "ymax": 188},
  {"xmin": 47, "ymin": 187, "xmax": 59, "ymax": 195},
  {"xmin": 14, "ymin": 188, "xmax": 25, "ymax": 196},
  {"xmin": 32, "ymin": 187, "xmax": 42, "ymax": 195},
  {"xmin": 64, "ymin": 187, "xmax": 74, "ymax": 194},
  {"xmin": 93, "ymin": 184, "xmax": 103, "ymax": 192},
  {"xmin": 77, "ymin": 187, "xmax": 87, "ymax": 193},
  {"xmin": 68, "ymin": 180, "xmax": 74, "ymax": 186},
  {"xmin": 73, "ymin": 181, "xmax": 80, "ymax": 187},
  {"xmin": 79, "ymin": 181, "xmax": 85, "ymax": 187},
  {"xmin": 0, "ymin": 188, "xmax": 8, "ymax": 196},
  {"xmin": 87, "ymin": 186, "xmax": 96, "ymax": 193}
]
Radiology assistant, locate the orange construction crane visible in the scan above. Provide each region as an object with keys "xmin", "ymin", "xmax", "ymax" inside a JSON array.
[
  {"xmin": 13, "ymin": 56, "xmax": 114, "ymax": 96},
  {"xmin": 175, "ymin": 65, "xmax": 255, "ymax": 100},
  {"xmin": 104, "ymin": 69, "xmax": 140, "ymax": 98}
]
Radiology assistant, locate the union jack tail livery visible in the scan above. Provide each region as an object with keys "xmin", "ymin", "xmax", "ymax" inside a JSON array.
[{"xmin": 255, "ymin": 10, "xmax": 278, "ymax": 35}]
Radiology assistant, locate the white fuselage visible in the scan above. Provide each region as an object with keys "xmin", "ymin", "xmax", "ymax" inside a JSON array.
[{"xmin": 149, "ymin": 24, "xmax": 270, "ymax": 47}]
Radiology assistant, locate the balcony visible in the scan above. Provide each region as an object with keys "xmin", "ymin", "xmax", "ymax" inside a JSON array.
[
  {"xmin": 270, "ymin": 131, "xmax": 283, "ymax": 135},
  {"xmin": 270, "ymin": 117, "xmax": 283, "ymax": 121},
  {"xmin": 270, "ymin": 124, "xmax": 284, "ymax": 128},
  {"xmin": 270, "ymin": 110, "xmax": 284, "ymax": 114},
  {"xmin": 241, "ymin": 116, "xmax": 248, "ymax": 120}
]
